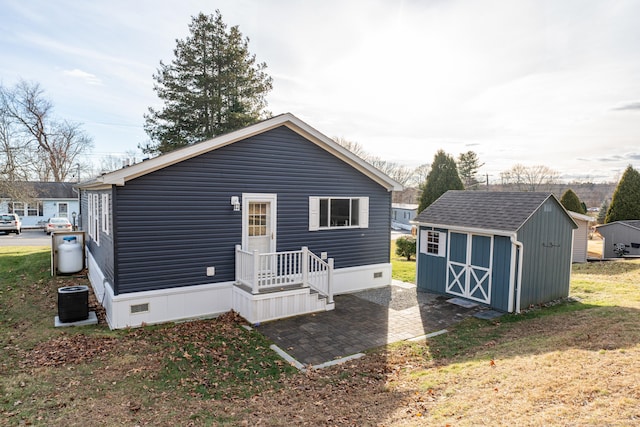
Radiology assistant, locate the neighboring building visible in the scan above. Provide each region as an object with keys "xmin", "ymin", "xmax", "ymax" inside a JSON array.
[
  {"xmin": 392, "ymin": 203, "xmax": 418, "ymax": 231},
  {"xmin": 413, "ymin": 191, "xmax": 577, "ymax": 313},
  {"xmin": 77, "ymin": 113, "xmax": 402, "ymax": 329},
  {"xmin": 568, "ymin": 211, "xmax": 595, "ymax": 263},
  {"xmin": 596, "ymin": 220, "xmax": 640, "ymax": 258},
  {"xmin": 0, "ymin": 182, "xmax": 79, "ymax": 228}
]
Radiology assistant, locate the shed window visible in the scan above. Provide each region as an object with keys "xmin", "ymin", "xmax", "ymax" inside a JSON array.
[
  {"xmin": 309, "ymin": 197, "xmax": 369, "ymax": 231},
  {"xmin": 420, "ymin": 230, "xmax": 446, "ymax": 257}
]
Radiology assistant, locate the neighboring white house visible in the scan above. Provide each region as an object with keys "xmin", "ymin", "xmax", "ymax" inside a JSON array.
[
  {"xmin": 568, "ymin": 211, "xmax": 595, "ymax": 263},
  {"xmin": 0, "ymin": 182, "xmax": 80, "ymax": 228},
  {"xmin": 392, "ymin": 203, "xmax": 418, "ymax": 231}
]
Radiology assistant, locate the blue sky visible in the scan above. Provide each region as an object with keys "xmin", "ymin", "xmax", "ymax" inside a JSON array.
[{"xmin": 1, "ymin": 0, "xmax": 639, "ymax": 183}]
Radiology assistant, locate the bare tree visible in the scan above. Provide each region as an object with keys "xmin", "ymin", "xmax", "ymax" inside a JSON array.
[
  {"xmin": 409, "ymin": 163, "xmax": 431, "ymax": 188},
  {"xmin": 334, "ymin": 137, "xmax": 423, "ymax": 187},
  {"xmin": 0, "ymin": 80, "xmax": 93, "ymax": 182},
  {"xmin": 97, "ymin": 150, "xmax": 141, "ymax": 174},
  {"xmin": 501, "ymin": 164, "xmax": 560, "ymax": 192}
]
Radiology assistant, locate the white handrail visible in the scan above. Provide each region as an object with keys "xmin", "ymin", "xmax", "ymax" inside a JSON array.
[{"xmin": 235, "ymin": 246, "xmax": 332, "ymax": 301}]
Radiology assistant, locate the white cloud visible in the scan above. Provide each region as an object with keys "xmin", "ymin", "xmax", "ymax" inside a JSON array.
[{"xmin": 63, "ymin": 69, "xmax": 102, "ymax": 86}]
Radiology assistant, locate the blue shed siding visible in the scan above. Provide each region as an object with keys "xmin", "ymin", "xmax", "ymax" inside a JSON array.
[
  {"xmin": 517, "ymin": 198, "xmax": 574, "ymax": 308},
  {"xmin": 418, "ymin": 229, "xmax": 515, "ymax": 312},
  {"xmin": 489, "ymin": 235, "xmax": 512, "ymax": 312},
  {"xmin": 449, "ymin": 232, "xmax": 467, "ymax": 263},
  {"xmin": 107, "ymin": 126, "xmax": 391, "ymax": 295},
  {"xmin": 470, "ymin": 235, "xmax": 491, "ymax": 267},
  {"xmin": 416, "ymin": 227, "xmax": 448, "ymax": 294}
]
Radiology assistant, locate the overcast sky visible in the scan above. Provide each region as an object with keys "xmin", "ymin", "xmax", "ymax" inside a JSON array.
[{"xmin": 1, "ymin": 0, "xmax": 639, "ymax": 183}]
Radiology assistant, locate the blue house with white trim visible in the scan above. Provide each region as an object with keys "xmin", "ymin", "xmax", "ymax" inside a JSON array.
[
  {"xmin": 78, "ymin": 113, "xmax": 402, "ymax": 329},
  {"xmin": 413, "ymin": 191, "xmax": 577, "ymax": 313},
  {"xmin": 0, "ymin": 182, "xmax": 79, "ymax": 228},
  {"xmin": 392, "ymin": 203, "xmax": 418, "ymax": 231}
]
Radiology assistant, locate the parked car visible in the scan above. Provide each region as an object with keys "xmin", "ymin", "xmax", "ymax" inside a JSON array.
[
  {"xmin": 0, "ymin": 213, "xmax": 21, "ymax": 234},
  {"xmin": 44, "ymin": 217, "xmax": 72, "ymax": 234}
]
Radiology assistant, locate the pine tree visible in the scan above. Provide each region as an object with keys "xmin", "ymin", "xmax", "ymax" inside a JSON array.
[
  {"xmin": 418, "ymin": 150, "xmax": 464, "ymax": 212},
  {"xmin": 605, "ymin": 165, "xmax": 640, "ymax": 223},
  {"xmin": 457, "ymin": 151, "xmax": 484, "ymax": 189},
  {"xmin": 143, "ymin": 11, "xmax": 273, "ymax": 155},
  {"xmin": 560, "ymin": 189, "xmax": 585, "ymax": 213},
  {"xmin": 596, "ymin": 200, "xmax": 608, "ymax": 224}
]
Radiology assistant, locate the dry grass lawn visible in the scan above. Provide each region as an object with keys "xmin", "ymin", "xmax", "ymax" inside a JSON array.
[
  {"xmin": 1, "ymin": 247, "xmax": 639, "ymax": 426},
  {"xmin": 588, "ymin": 235, "xmax": 603, "ymax": 259}
]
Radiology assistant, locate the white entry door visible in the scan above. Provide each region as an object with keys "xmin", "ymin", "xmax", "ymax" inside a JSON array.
[
  {"xmin": 58, "ymin": 202, "xmax": 68, "ymax": 218},
  {"xmin": 242, "ymin": 193, "xmax": 277, "ymax": 254}
]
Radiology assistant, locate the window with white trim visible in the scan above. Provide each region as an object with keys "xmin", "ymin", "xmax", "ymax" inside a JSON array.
[
  {"xmin": 93, "ymin": 194, "xmax": 100, "ymax": 244},
  {"xmin": 420, "ymin": 229, "xmax": 446, "ymax": 257},
  {"xmin": 87, "ymin": 194, "xmax": 93, "ymax": 238},
  {"xmin": 87, "ymin": 193, "xmax": 100, "ymax": 244},
  {"xmin": 11, "ymin": 202, "xmax": 25, "ymax": 217},
  {"xmin": 101, "ymin": 193, "xmax": 110, "ymax": 235},
  {"xmin": 309, "ymin": 197, "xmax": 369, "ymax": 231},
  {"xmin": 10, "ymin": 202, "xmax": 42, "ymax": 217}
]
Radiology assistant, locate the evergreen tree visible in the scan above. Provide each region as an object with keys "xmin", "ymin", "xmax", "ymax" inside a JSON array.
[
  {"xmin": 457, "ymin": 151, "xmax": 484, "ymax": 189},
  {"xmin": 596, "ymin": 200, "xmax": 608, "ymax": 224},
  {"xmin": 143, "ymin": 11, "xmax": 273, "ymax": 155},
  {"xmin": 560, "ymin": 189, "xmax": 585, "ymax": 213},
  {"xmin": 418, "ymin": 150, "xmax": 464, "ymax": 212},
  {"xmin": 605, "ymin": 165, "xmax": 640, "ymax": 223}
]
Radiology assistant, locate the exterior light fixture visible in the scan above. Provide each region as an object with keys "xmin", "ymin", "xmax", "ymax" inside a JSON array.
[{"xmin": 230, "ymin": 196, "xmax": 240, "ymax": 211}]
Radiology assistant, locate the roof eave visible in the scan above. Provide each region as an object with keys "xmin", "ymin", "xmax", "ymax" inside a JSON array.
[
  {"xmin": 76, "ymin": 113, "xmax": 403, "ymax": 192},
  {"xmin": 412, "ymin": 220, "xmax": 517, "ymax": 237}
]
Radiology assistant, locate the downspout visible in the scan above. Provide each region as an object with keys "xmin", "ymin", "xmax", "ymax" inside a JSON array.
[{"xmin": 509, "ymin": 233, "xmax": 524, "ymax": 313}]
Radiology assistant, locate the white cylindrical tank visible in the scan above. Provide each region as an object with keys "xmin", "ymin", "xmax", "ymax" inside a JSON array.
[{"xmin": 58, "ymin": 236, "xmax": 83, "ymax": 274}]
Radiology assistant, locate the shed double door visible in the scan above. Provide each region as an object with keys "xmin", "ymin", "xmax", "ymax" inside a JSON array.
[{"xmin": 446, "ymin": 232, "xmax": 493, "ymax": 304}]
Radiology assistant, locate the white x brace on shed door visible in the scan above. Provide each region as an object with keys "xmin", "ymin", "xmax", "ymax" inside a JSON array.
[
  {"xmin": 242, "ymin": 193, "xmax": 277, "ymax": 254},
  {"xmin": 446, "ymin": 232, "xmax": 493, "ymax": 304}
]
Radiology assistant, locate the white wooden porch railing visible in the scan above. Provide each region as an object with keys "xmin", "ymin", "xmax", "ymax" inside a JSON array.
[{"xmin": 235, "ymin": 245, "xmax": 334, "ymax": 303}]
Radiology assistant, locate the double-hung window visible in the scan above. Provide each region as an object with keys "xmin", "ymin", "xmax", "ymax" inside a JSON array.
[
  {"xmin": 309, "ymin": 197, "xmax": 369, "ymax": 231},
  {"xmin": 101, "ymin": 194, "xmax": 110, "ymax": 235},
  {"xmin": 87, "ymin": 193, "xmax": 100, "ymax": 244}
]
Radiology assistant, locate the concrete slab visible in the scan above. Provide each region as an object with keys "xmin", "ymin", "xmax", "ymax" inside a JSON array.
[
  {"xmin": 447, "ymin": 297, "xmax": 479, "ymax": 308},
  {"xmin": 54, "ymin": 311, "xmax": 98, "ymax": 327},
  {"xmin": 474, "ymin": 309, "xmax": 504, "ymax": 320}
]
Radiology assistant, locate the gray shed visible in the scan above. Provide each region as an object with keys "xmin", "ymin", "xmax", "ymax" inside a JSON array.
[
  {"xmin": 414, "ymin": 191, "xmax": 577, "ymax": 313},
  {"xmin": 596, "ymin": 220, "xmax": 640, "ymax": 258}
]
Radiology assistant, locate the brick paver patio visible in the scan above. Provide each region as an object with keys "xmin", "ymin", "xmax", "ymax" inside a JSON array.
[{"xmin": 256, "ymin": 283, "xmax": 483, "ymax": 366}]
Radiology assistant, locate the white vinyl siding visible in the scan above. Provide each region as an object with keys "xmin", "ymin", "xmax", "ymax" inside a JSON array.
[{"xmin": 309, "ymin": 197, "xmax": 369, "ymax": 231}]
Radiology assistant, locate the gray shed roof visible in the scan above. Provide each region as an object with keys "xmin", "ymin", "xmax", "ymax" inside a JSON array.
[
  {"xmin": 414, "ymin": 190, "xmax": 575, "ymax": 233},
  {"xmin": 597, "ymin": 220, "xmax": 640, "ymax": 231}
]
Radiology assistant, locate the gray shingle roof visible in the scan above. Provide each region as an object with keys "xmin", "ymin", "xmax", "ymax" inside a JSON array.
[
  {"xmin": 414, "ymin": 190, "xmax": 555, "ymax": 232},
  {"xmin": 0, "ymin": 182, "xmax": 76, "ymax": 199},
  {"xmin": 31, "ymin": 182, "xmax": 76, "ymax": 199},
  {"xmin": 597, "ymin": 220, "xmax": 640, "ymax": 231}
]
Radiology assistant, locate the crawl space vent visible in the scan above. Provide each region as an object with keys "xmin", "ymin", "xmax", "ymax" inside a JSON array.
[
  {"xmin": 373, "ymin": 272, "xmax": 383, "ymax": 279},
  {"xmin": 130, "ymin": 303, "xmax": 149, "ymax": 314}
]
